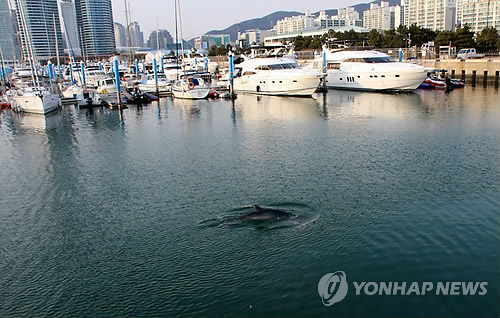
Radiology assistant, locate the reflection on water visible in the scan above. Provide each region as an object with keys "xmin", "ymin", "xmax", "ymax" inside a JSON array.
[
  {"xmin": 0, "ymin": 87, "xmax": 499, "ymax": 318},
  {"xmin": 234, "ymin": 94, "xmax": 321, "ymax": 121},
  {"xmin": 11, "ymin": 111, "xmax": 63, "ymax": 131}
]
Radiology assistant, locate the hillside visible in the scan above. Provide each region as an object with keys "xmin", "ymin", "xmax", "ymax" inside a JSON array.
[
  {"xmin": 202, "ymin": 0, "xmax": 402, "ymax": 42},
  {"xmin": 205, "ymin": 11, "xmax": 301, "ymax": 41}
]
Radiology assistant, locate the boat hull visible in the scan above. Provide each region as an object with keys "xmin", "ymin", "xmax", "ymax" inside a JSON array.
[
  {"xmin": 233, "ymin": 72, "xmax": 322, "ymax": 97},
  {"xmin": 137, "ymin": 83, "xmax": 171, "ymax": 94},
  {"xmin": 12, "ymin": 94, "xmax": 60, "ymax": 115},
  {"xmin": 325, "ymin": 69, "xmax": 428, "ymax": 91},
  {"xmin": 172, "ymin": 87, "xmax": 209, "ymax": 99}
]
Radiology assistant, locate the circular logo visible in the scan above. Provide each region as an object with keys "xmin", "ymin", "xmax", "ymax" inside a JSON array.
[{"xmin": 318, "ymin": 271, "xmax": 348, "ymax": 306}]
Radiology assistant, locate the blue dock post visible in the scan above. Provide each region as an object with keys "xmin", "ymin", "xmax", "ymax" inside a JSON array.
[
  {"xmin": 228, "ymin": 52, "xmax": 234, "ymax": 95},
  {"xmin": 99, "ymin": 61, "xmax": 102, "ymax": 70},
  {"xmin": 114, "ymin": 57, "xmax": 122, "ymax": 105},
  {"xmin": 142, "ymin": 60, "xmax": 145, "ymax": 73},
  {"xmin": 80, "ymin": 61, "xmax": 86, "ymax": 86},
  {"xmin": 48, "ymin": 61, "xmax": 53, "ymax": 85},
  {"xmin": 204, "ymin": 56, "xmax": 208, "ymax": 72},
  {"xmin": 70, "ymin": 64, "xmax": 74, "ymax": 83},
  {"xmin": 399, "ymin": 48, "xmax": 403, "ymax": 62},
  {"xmin": 153, "ymin": 58, "xmax": 158, "ymax": 94},
  {"xmin": 321, "ymin": 50, "xmax": 327, "ymax": 90},
  {"xmin": 135, "ymin": 59, "xmax": 139, "ymax": 78},
  {"xmin": 160, "ymin": 55, "xmax": 164, "ymax": 73}
]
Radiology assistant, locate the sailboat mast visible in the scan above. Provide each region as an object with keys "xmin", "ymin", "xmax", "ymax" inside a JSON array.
[
  {"xmin": 18, "ymin": 0, "xmax": 39, "ymax": 89},
  {"xmin": 53, "ymin": 13, "xmax": 60, "ymax": 67},
  {"xmin": 174, "ymin": 0, "xmax": 179, "ymax": 79},
  {"xmin": 124, "ymin": 0, "xmax": 132, "ymax": 64},
  {"xmin": 177, "ymin": 0, "xmax": 184, "ymax": 57}
]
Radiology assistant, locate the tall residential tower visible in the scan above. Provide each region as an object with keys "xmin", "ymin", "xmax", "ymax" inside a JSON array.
[
  {"xmin": 74, "ymin": 0, "xmax": 115, "ymax": 56},
  {"xmin": 0, "ymin": 0, "xmax": 16, "ymax": 61},
  {"xmin": 14, "ymin": 0, "xmax": 64, "ymax": 61}
]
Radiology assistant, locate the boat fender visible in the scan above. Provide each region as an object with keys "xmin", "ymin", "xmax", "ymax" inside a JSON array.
[{"xmin": 188, "ymin": 82, "xmax": 195, "ymax": 90}]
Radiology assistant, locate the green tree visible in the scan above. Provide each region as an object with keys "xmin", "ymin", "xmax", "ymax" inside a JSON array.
[
  {"xmin": 408, "ymin": 25, "xmax": 436, "ymax": 47},
  {"xmin": 454, "ymin": 25, "xmax": 476, "ymax": 50},
  {"xmin": 311, "ymin": 36, "xmax": 323, "ymax": 49},
  {"xmin": 208, "ymin": 45, "xmax": 217, "ymax": 56},
  {"xmin": 368, "ymin": 29, "xmax": 384, "ymax": 48},
  {"xmin": 476, "ymin": 27, "xmax": 499, "ymax": 53},
  {"xmin": 434, "ymin": 30, "xmax": 456, "ymax": 48},
  {"xmin": 294, "ymin": 35, "xmax": 305, "ymax": 51},
  {"xmin": 383, "ymin": 29, "xmax": 404, "ymax": 48}
]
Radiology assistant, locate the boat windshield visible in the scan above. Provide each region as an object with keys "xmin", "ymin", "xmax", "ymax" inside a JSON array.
[
  {"xmin": 256, "ymin": 63, "xmax": 300, "ymax": 70},
  {"xmin": 344, "ymin": 57, "xmax": 395, "ymax": 63}
]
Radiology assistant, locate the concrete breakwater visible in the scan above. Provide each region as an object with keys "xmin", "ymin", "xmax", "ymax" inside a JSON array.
[{"xmin": 418, "ymin": 58, "xmax": 500, "ymax": 79}]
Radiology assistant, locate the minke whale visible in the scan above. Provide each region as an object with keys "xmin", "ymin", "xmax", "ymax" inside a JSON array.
[{"xmin": 239, "ymin": 205, "xmax": 295, "ymax": 221}]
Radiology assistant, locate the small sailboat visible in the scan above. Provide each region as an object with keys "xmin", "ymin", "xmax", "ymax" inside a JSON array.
[
  {"xmin": 11, "ymin": 86, "xmax": 60, "ymax": 114},
  {"xmin": 172, "ymin": 75, "xmax": 209, "ymax": 99},
  {"xmin": 170, "ymin": 0, "xmax": 209, "ymax": 99},
  {"xmin": 138, "ymin": 73, "xmax": 171, "ymax": 94},
  {"xmin": 12, "ymin": 5, "xmax": 60, "ymax": 115}
]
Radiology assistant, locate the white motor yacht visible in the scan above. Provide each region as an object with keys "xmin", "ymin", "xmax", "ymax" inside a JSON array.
[
  {"xmin": 313, "ymin": 47, "xmax": 429, "ymax": 91},
  {"xmin": 233, "ymin": 57, "xmax": 324, "ymax": 96}
]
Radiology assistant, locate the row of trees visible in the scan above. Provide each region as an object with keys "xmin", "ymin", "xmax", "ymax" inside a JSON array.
[{"xmin": 293, "ymin": 25, "xmax": 499, "ymax": 53}]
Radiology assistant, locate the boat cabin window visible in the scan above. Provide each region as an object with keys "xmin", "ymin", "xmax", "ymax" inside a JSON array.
[
  {"xmin": 243, "ymin": 71, "xmax": 256, "ymax": 76},
  {"xmin": 105, "ymin": 79, "xmax": 114, "ymax": 85},
  {"xmin": 256, "ymin": 65, "xmax": 270, "ymax": 70},
  {"xmin": 255, "ymin": 63, "xmax": 300, "ymax": 71},
  {"xmin": 328, "ymin": 63, "xmax": 340, "ymax": 70},
  {"xmin": 344, "ymin": 57, "xmax": 395, "ymax": 63}
]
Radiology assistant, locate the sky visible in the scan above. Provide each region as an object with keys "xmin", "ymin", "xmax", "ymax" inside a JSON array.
[{"xmin": 111, "ymin": 0, "xmax": 365, "ymax": 40}]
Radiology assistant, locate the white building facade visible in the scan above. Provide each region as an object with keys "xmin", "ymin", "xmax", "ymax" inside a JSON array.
[
  {"xmin": 457, "ymin": 0, "xmax": 500, "ymax": 32},
  {"xmin": 404, "ymin": 0, "xmax": 457, "ymax": 31},
  {"xmin": 275, "ymin": 9, "xmax": 362, "ymax": 35}
]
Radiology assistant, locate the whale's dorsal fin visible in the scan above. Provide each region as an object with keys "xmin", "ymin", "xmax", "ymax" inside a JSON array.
[{"xmin": 253, "ymin": 205, "xmax": 262, "ymax": 210}]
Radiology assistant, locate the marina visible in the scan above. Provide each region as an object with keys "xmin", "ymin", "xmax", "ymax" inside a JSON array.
[
  {"xmin": 0, "ymin": 86, "xmax": 499, "ymax": 317},
  {"xmin": 1, "ymin": 0, "xmax": 499, "ymax": 315}
]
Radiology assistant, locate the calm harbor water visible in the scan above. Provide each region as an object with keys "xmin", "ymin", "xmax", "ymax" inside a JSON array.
[{"xmin": 0, "ymin": 86, "xmax": 499, "ymax": 317}]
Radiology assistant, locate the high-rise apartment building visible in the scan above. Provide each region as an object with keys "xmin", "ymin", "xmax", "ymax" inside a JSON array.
[
  {"xmin": 0, "ymin": 0, "xmax": 16, "ymax": 61},
  {"xmin": 404, "ymin": 0, "xmax": 456, "ymax": 31},
  {"xmin": 14, "ymin": 0, "xmax": 64, "ymax": 61},
  {"xmin": 74, "ymin": 0, "xmax": 115, "ymax": 56},
  {"xmin": 127, "ymin": 21, "xmax": 143, "ymax": 48},
  {"xmin": 59, "ymin": 0, "xmax": 81, "ymax": 56},
  {"xmin": 148, "ymin": 29, "xmax": 173, "ymax": 50},
  {"xmin": 114, "ymin": 22, "xmax": 126, "ymax": 48},
  {"xmin": 457, "ymin": 0, "xmax": 500, "ymax": 31}
]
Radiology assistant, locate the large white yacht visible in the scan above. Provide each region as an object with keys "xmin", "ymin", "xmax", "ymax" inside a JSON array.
[
  {"xmin": 313, "ymin": 47, "xmax": 429, "ymax": 91},
  {"xmin": 233, "ymin": 46, "xmax": 324, "ymax": 97}
]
